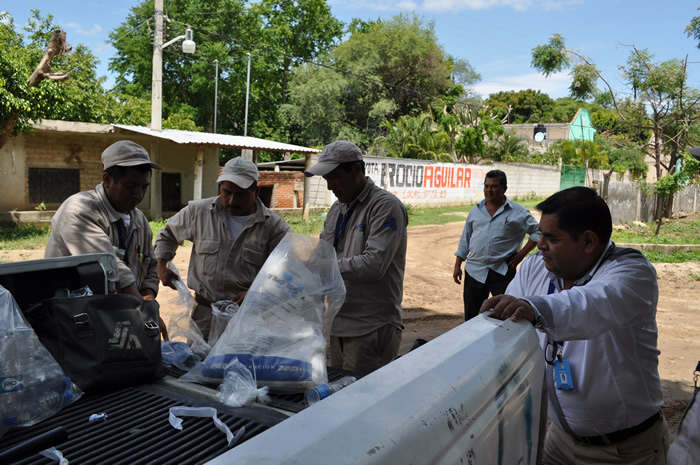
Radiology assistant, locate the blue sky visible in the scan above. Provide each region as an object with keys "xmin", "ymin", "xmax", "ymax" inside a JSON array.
[{"xmin": 4, "ymin": 1, "xmax": 700, "ymax": 100}]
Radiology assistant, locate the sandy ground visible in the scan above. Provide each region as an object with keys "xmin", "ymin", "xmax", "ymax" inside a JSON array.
[{"xmin": 3, "ymin": 218, "xmax": 699, "ymax": 436}]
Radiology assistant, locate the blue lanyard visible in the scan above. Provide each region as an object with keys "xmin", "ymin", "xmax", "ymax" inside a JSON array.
[
  {"xmin": 545, "ymin": 280, "xmax": 563, "ymax": 362},
  {"xmin": 333, "ymin": 205, "xmax": 356, "ymax": 249}
]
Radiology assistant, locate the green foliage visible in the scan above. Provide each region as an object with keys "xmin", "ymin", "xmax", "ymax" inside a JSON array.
[
  {"xmin": 379, "ymin": 112, "xmax": 450, "ymax": 161},
  {"xmin": 109, "ymin": 0, "xmax": 342, "ymax": 142},
  {"xmin": 686, "ymin": 9, "xmax": 700, "ymax": 48},
  {"xmin": 544, "ymin": 139, "xmax": 610, "ymax": 169},
  {"xmin": 485, "ymin": 89, "xmax": 554, "ymax": 124},
  {"xmin": 0, "ymin": 12, "xmax": 60, "ymax": 139},
  {"xmin": 488, "ymin": 130, "xmax": 530, "ymax": 162},
  {"xmin": 569, "ymin": 64, "xmax": 599, "ymax": 100},
  {"xmin": 283, "ymin": 13, "xmax": 471, "ymax": 149},
  {"xmin": 163, "ymin": 104, "xmax": 203, "ymax": 132},
  {"xmin": 612, "ymin": 215, "xmax": 700, "ymax": 245},
  {"xmin": 530, "ymin": 34, "xmax": 570, "ymax": 77},
  {"xmin": 0, "ymin": 225, "xmax": 51, "ymax": 250},
  {"xmin": 281, "ymin": 212, "xmax": 327, "ymax": 236},
  {"xmin": 34, "ymin": 202, "xmax": 46, "ymax": 212},
  {"xmin": 654, "ymin": 153, "xmax": 700, "ymax": 201},
  {"xmin": 643, "ymin": 250, "xmax": 700, "ymax": 263}
]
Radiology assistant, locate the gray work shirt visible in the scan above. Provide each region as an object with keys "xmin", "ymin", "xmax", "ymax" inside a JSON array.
[
  {"xmin": 45, "ymin": 183, "xmax": 160, "ymax": 295},
  {"xmin": 154, "ymin": 196, "xmax": 291, "ymax": 302},
  {"xmin": 320, "ymin": 178, "xmax": 408, "ymax": 337}
]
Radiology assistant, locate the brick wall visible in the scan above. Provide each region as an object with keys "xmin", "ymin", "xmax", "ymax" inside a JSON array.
[{"xmin": 259, "ymin": 171, "xmax": 305, "ymax": 209}]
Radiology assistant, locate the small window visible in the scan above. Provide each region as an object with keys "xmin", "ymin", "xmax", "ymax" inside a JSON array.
[{"xmin": 29, "ymin": 168, "xmax": 80, "ymax": 204}]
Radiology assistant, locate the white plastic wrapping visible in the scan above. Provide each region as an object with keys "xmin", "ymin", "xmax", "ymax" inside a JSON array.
[
  {"xmin": 0, "ymin": 285, "xmax": 83, "ymax": 431},
  {"xmin": 166, "ymin": 263, "xmax": 212, "ymax": 358},
  {"xmin": 201, "ymin": 233, "xmax": 345, "ymax": 392}
]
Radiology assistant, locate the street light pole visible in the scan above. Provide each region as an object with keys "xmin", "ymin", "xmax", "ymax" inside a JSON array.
[
  {"xmin": 214, "ymin": 59, "xmax": 218, "ymax": 133},
  {"xmin": 150, "ymin": 0, "xmax": 195, "ymax": 218},
  {"xmin": 244, "ymin": 52, "xmax": 251, "ymax": 137},
  {"xmin": 151, "ymin": 0, "xmax": 195, "ymax": 131},
  {"xmin": 151, "ymin": 0, "xmax": 165, "ymax": 131}
]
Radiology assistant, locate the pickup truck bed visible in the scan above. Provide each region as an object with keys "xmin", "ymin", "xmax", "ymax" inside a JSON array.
[{"xmin": 0, "ymin": 368, "xmax": 356, "ymax": 464}]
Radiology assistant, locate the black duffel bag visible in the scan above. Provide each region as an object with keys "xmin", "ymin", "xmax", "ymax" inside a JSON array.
[{"xmin": 25, "ymin": 293, "xmax": 165, "ymax": 393}]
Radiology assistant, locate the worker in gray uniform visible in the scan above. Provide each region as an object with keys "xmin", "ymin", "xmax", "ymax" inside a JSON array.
[
  {"xmin": 155, "ymin": 157, "xmax": 290, "ymax": 340},
  {"xmin": 305, "ymin": 141, "xmax": 408, "ymax": 375}
]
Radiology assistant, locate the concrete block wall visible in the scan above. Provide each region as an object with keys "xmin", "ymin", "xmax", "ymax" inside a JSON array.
[
  {"xmin": 0, "ymin": 132, "xmax": 119, "ymax": 212},
  {"xmin": 605, "ymin": 182, "xmax": 699, "ymax": 224},
  {"xmin": 491, "ymin": 161, "xmax": 560, "ymax": 200}
]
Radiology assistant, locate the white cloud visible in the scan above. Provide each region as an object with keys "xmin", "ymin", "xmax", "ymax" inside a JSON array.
[
  {"xmin": 473, "ymin": 71, "xmax": 571, "ymax": 99},
  {"xmin": 65, "ymin": 22, "xmax": 103, "ymax": 37}
]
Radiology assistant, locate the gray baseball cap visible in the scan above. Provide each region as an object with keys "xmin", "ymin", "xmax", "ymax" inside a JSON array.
[
  {"xmin": 304, "ymin": 141, "xmax": 363, "ymax": 177},
  {"xmin": 217, "ymin": 157, "xmax": 259, "ymax": 189},
  {"xmin": 102, "ymin": 140, "xmax": 163, "ymax": 171}
]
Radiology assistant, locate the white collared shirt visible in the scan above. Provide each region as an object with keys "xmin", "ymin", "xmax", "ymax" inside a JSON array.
[{"xmin": 506, "ymin": 242, "xmax": 663, "ymax": 436}]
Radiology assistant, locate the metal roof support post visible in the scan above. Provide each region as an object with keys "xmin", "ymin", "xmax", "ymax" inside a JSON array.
[
  {"xmin": 149, "ymin": 140, "xmax": 163, "ymax": 220},
  {"xmin": 303, "ymin": 153, "xmax": 311, "ymax": 220},
  {"xmin": 194, "ymin": 146, "xmax": 204, "ymax": 201}
]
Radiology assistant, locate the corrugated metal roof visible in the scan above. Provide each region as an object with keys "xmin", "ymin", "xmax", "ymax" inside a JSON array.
[{"xmin": 114, "ymin": 125, "xmax": 319, "ymax": 154}]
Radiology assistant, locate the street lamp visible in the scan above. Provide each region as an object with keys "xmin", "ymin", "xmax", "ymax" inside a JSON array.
[
  {"xmin": 151, "ymin": 0, "xmax": 195, "ymax": 131},
  {"xmin": 149, "ymin": 0, "xmax": 196, "ymax": 219},
  {"xmin": 244, "ymin": 52, "xmax": 251, "ymax": 137},
  {"xmin": 214, "ymin": 59, "xmax": 218, "ymax": 133}
]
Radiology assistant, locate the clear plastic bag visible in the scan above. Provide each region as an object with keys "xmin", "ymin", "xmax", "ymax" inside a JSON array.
[
  {"xmin": 201, "ymin": 233, "xmax": 346, "ymax": 392},
  {"xmin": 209, "ymin": 300, "xmax": 240, "ymax": 347},
  {"xmin": 166, "ymin": 263, "xmax": 212, "ymax": 358},
  {"xmin": 161, "ymin": 341, "xmax": 201, "ymax": 371},
  {"xmin": 217, "ymin": 359, "xmax": 269, "ymax": 407},
  {"xmin": 0, "ymin": 285, "xmax": 83, "ymax": 432}
]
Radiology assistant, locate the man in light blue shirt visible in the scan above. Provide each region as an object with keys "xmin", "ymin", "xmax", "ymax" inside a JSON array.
[{"xmin": 453, "ymin": 170, "xmax": 541, "ymax": 321}]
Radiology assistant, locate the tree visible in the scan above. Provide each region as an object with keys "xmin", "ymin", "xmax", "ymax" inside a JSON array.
[
  {"xmin": 108, "ymin": 0, "xmax": 343, "ymax": 147},
  {"xmin": 531, "ymin": 33, "xmax": 700, "ymax": 220},
  {"xmin": 652, "ymin": 152, "xmax": 700, "ymax": 234},
  {"xmin": 379, "ymin": 112, "xmax": 450, "ymax": 161},
  {"xmin": 488, "ymin": 130, "xmax": 530, "ymax": 162},
  {"xmin": 484, "ymin": 89, "xmax": 554, "ymax": 124},
  {"xmin": 282, "ymin": 14, "xmax": 473, "ymax": 148},
  {"xmin": 0, "ymin": 12, "xmax": 72, "ymax": 149},
  {"xmin": 0, "ymin": 10, "xmax": 146, "ymax": 148}
]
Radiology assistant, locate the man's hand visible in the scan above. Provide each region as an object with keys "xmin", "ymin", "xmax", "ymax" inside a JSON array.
[
  {"xmin": 480, "ymin": 294, "xmax": 536, "ymax": 323},
  {"xmin": 157, "ymin": 258, "xmax": 179, "ymax": 289},
  {"xmin": 158, "ymin": 316, "xmax": 169, "ymax": 341},
  {"xmin": 507, "ymin": 250, "xmax": 526, "ymax": 269},
  {"xmin": 232, "ymin": 291, "xmax": 247, "ymax": 305},
  {"xmin": 453, "ymin": 257, "xmax": 464, "ymax": 284}
]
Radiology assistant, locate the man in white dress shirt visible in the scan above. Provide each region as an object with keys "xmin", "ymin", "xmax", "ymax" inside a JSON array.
[{"xmin": 482, "ymin": 186, "xmax": 669, "ymax": 464}]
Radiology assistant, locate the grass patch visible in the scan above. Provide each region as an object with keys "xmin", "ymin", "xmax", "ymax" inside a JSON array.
[
  {"xmin": 282, "ymin": 212, "xmax": 328, "ymax": 236},
  {"xmin": 0, "ymin": 225, "xmax": 51, "ymax": 250},
  {"xmin": 643, "ymin": 250, "xmax": 700, "ymax": 263},
  {"xmin": 406, "ymin": 204, "xmax": 472, "ymax": 226},
  {"xmin": 612, "ymin": 215, "xmax": 700, "ymax": 245},
  {"xmin": 1, "ymin": 206, "xmax": 699, "ymax": 263}
]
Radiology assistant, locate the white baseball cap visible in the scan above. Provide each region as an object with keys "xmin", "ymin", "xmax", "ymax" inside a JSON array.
[
  {"xmin": 102, "ymin": 140, "xmax": 163, "ymax": 171},
  {"xmin": 217, "ymin": 157, "xmax": 259, "ymax": 189}
]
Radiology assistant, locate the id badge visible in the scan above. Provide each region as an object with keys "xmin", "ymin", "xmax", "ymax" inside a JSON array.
[{"xmin": 554, "ymin": 360, "xmax": 574, "ymax": 390}]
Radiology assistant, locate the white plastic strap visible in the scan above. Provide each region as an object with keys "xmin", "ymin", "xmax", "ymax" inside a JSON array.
[{"xmin": 168, "ymin": 406, "xmax": 245, "ymax": 447}]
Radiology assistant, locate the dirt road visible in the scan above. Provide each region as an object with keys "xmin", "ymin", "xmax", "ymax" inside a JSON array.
[{"xmin": 3, "ymin": 218, "xmax": 699, "ymax": 434}]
